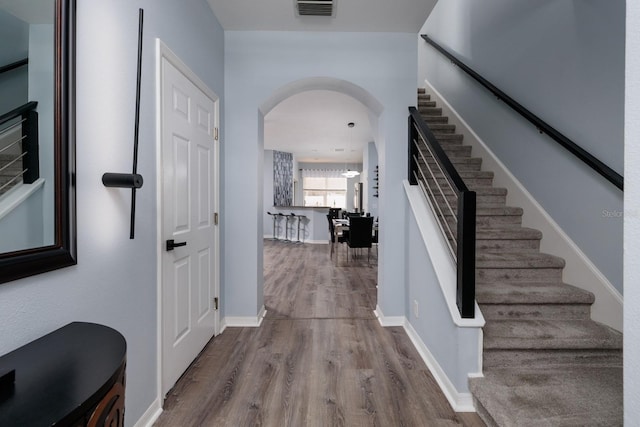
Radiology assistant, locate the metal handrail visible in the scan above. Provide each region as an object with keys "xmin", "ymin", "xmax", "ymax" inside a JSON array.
[
  {"xmin": 408, "ymin": 106, "xmax": 476, "ymax": 318},
  {"xmin": 421, "ymin": 34, "xmax": 623, "ymax": 191},
  {"xmin": 0, "ymin": 102, "xmax": 39, "ymax": 195},
  {"xmin": 0, "ymin": 58, "xmax": 27, "ymax": 76},
  {"xmin": 0, "ymin": 102, "xmax": 37, "ymax": 127}
]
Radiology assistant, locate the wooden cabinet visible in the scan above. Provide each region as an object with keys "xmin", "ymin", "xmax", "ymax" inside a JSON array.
[{"xmin": 0, "ymin": 322, "xmax": 126, "ymax": 426}]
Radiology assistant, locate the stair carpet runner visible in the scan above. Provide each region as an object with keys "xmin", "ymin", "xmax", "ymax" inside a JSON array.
[{"xmin": 415, "ymin": 88, "xmax": 622, "ymax": 427}]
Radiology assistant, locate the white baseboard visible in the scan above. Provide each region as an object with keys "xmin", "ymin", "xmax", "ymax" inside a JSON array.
[
  {"xmin": 222, "ymin": 306, "xmax": 267, "ymax": 328},
  {"xmin": 403, "ymin": 321, "xmax": 476, "ymax": 412},
  {"xmin": 423, "ymin": 79, "xmax": 623, "ymax": 332},
  {"xmin": 374, "ymin": 305, "xmax": 406, "ymax": 327},
  {"xmin": 133, "ymin": 398, "xmax": 163, "ymax": 427}
]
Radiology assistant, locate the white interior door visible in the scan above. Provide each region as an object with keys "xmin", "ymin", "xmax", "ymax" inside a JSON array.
[{"xmin": 160, "ymin": 49, "xmax": 219, "ymax": 397}]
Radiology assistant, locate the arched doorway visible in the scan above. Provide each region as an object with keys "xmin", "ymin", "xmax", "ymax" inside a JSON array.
[{"xmin": 259, "ymin": 77, "xmax": 383, "ymax": 315}]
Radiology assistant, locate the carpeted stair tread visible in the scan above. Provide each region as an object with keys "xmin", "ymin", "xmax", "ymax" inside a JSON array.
[
  {"xmin": 422, "ymin": 115, "xmax": 449, "ymax": 124},
  {"xmin": 419, "ymin": 106, "xmax": 443, "ymax": 115},
  {"xmin": 434, "ymin": 133, "xmax": 464, "ymax": 142},
  {"xmin": 469, "ymin": 367, "xmax": 622, "ymax": 427},
  {"xmin": 476, "ymin": 252, "xmax": 565, "ymax": 269},
  {"xmin": 428, "ymin": 123, "xmax": 456, "ymax": 133},
  {"xmin": 476, "ymin": 227, "xmax": 541, "ymax": 241},
  {"xmin": 430, "ymin": 185, "xmax": 507, "ymax": 198},
  {"xmin": 476, "ymin": 281, "xmax": 594, "ymax": 305},
  {"xmin": 483, "ymin": 319, "xmax": 622, "ymax": 350}
]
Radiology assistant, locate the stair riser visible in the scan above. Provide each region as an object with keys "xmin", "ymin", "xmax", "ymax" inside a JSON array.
[
  {"xmin": 428, "ymin": 125, "xmax": 456, "ymax": 134},
  {"xmin": 433, "ymin": 134, "xmax": 465, "ymax": 144},
  {"xmin": 476, "ymin": 239, "xmax": 540, "ymax": 253},
  {"xmin": 462, "ymin": 178, "xmax": 495, "ymax": 188},
  {"xmin": 429, "ymin": 177, "xmax": 494, "ymax": 188},
  {"xmin": 444, "ymin": 214, "xmax": 523, "ymax": 229},
  {"xmin": 477, "ymin": 267, "xmax": 563, "ymax": 283},
  {"xmin": 433, "ymin": 193, "xmax": 507, "ymax": 207},
  {"xmin": 419, "ymin": 107, "xmax": 442, "ymax": 115},
  {"xmin": 441, "ymin": 146, "xmax": 472, "ymax": 157},
  {"xmin": 482, "ymin": 349, "xmax": 622, "ymax": 369},
  {"xmin": 425, "ymin": 161, "xmax": 481, "ymax": 172},
  {"xmin": 418, "ymin": 101, "xmax": 436, "ymax": 108},
  {"xmin": 479, "ymin": 303, "xmax": 591, "ymax": 321},
  {"xmin": 421, "ymin": 115, "xmax": 448, "ymax": 124}
]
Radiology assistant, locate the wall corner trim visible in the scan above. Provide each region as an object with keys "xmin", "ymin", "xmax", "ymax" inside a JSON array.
[
  {"xmin": 374, "ymin": 305, "xmax": 406, "ymax": 327},
  {"xmin": 222, "ymin": 306, "xmax": 267, "ymax": 329}
]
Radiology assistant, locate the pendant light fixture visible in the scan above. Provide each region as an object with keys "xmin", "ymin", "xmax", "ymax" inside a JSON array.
[{"xmin": 342, "ymin": 122, "xmax": 360, "ymax": 178}]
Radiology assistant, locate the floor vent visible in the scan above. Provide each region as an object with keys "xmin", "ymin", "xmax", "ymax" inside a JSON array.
[{"xmin": 296, "ymin": 0, "xmax": 335, "ymax": 17}]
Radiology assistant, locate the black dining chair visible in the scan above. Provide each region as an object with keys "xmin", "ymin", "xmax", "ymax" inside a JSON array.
[
  {"xmin": 327, "ymin": 214, "xmax": 347, "ymax": 258},
  {"xmin": 328, "ymin": 208, "xmax": 341, "ymax": 219},
  {"xmin": 346, "ymin": 216, "xmax": 374, "ymax": 262}
]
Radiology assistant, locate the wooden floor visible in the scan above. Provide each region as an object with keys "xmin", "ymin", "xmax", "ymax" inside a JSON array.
[{"xmin": 154, "ymin": 240, "xmax": 484, "ymax": 427}]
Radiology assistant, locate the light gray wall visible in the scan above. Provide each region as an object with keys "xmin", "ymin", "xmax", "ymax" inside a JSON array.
[
  {"xmin": 0, "ymin": 187, "xmax": 44, "ymax": 252},
  {"xmin": 225, "ymin": 31, "xmax": 416, "ymax": 319},
  {"xmin": 419, "ymin": 0, "xmax": 624, "ymax": 293},
  {"xmin": 0, "ymin": 1, "xmax": 224, "ymax": 425},
  {"xmin": 29, "ymin": 24, "xmax": 54, "ymax": 245},
  {"xmin": 0, "ymin": 9, "xmax": 28, "ymax": 114},
  {"xmin": 405, "ymin": 195, "xmax": 479, "ymax": 393},
  {"xmin": 625, "ymin": 2, "xmax": 640, "ymax": 422}
]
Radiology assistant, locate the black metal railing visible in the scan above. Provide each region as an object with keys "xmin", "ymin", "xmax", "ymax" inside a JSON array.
[
  {"xmin": 408, "ymin": 106, "xmax": 476, "ymax": 318},
  {"xmin": 0, "ymin": 102, "xmax": 39, "ymax": 196},
  {"xmin": 421, "ymin": 34, "xmax": 623, "ymax": 191},
  {"xmin": 0, "ymin": 58, "xmax": 28, "ymax": 76}
]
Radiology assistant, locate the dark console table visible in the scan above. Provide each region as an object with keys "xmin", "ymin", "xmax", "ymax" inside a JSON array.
[{"xmin": 0, "ymin": 322, "xmax": 127, "ymax": 426}]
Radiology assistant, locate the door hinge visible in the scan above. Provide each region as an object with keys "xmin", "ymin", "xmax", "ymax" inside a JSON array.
[
  {"xmin": 214, "ymin": 127, "xmax": 219, "ymax": 141},
  {"xmin": 214, "ymin": 212, "xmax": 219, "ymax": 225},
  {"xmin": 213, "ymin": 297, "xmax": 219, "ymax": 310}
]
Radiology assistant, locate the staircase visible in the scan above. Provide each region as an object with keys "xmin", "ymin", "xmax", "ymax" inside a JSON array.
[{"xmin": 415, "ymin": 88, "xmax": 623, "ymax": 427}]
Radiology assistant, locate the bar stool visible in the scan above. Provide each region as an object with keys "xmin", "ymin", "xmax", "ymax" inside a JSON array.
[
  {"xmin": 277, "ymin": 212, "xmax": 285, "ymax": 240},
  {"xmin": 267, "ymin": 212, "xmax": 279, "ymax": 240},
  {"xmin": 289, "ymin": 213, "xmax": 298, "ymax": 243},
  {"xmin": 284, "ymin": 213, "xmax": 294, "ymax": 242},
  {"xmin": 295, "ymin": 214, "xmax": 307, "ymax": 243}
]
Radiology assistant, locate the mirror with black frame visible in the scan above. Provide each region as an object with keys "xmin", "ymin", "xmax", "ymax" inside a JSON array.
[{"xmin": 0, "ymin": 0, "xmax": 76, "ymax": 284}]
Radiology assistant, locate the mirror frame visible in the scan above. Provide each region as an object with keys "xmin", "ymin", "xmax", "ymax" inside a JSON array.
[{"xmin": 0, "ymin": 0, "xmax": 76, "ymax": 284}]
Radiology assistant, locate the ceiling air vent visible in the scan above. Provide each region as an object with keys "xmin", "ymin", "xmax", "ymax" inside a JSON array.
[{"xmin": 296, "ymin": 0, "xmax": 335, "ymax": 17}]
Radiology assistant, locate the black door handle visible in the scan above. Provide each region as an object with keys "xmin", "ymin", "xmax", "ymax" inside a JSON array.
[{"xmin": 166, "ymin": 239, "xmax": 187, "ymax": 251}]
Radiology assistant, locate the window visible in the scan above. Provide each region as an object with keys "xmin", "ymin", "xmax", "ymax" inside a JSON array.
[{"xmin": 303, "ymin": 176, "xmax": 347, "ymax": 208}]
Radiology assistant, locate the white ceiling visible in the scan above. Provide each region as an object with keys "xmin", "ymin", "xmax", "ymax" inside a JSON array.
[
  {"xmin": 264, "ymin": 90, "xmax": 372, "ymax": 163},
  {"xmin": 207, "ymin": 0, "xmax": 438, "ymax": 33},
  {"xmin": 207, "ymin": 0, "xmax": 437, "ymax": 163}
]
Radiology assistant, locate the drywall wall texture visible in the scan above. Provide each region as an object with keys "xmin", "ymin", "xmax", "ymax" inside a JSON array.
[
  {"xmin": 419, "ymin": 0, "xmax": 624, "ymax": 293},
  {"xmin": 406, "ymin": 203, "xmax": 479, "ymax": 395},
  {"xmin": 0, "ymin": 1, "xmax": 224, "ymax": 425},
  {"xmin": 224, "ymin": 31, "xmax": 417, "ymax": 319},
  {"xmin": 625, "ymin": 2, "xmax": 640, "ymax": 423}
]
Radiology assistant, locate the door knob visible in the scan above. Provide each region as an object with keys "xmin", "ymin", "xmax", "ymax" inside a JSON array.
[{"xmin": 166, "ymin": 239, "xmax": 187, "ymax": 251}]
